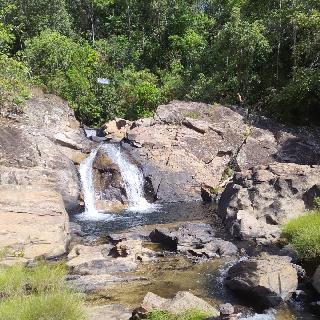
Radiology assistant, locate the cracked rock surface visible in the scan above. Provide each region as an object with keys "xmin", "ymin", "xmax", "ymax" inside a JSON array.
[{"xmin": 102, "ymin": 100, "xmax": 320, "ymax": 203}]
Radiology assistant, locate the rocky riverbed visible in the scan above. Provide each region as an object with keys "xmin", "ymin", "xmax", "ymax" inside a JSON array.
[{"xmin": 1, "ymin": 92, "xmax": 320, "ymax": 319}]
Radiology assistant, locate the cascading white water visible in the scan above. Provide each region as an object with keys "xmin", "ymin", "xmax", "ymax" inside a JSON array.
[
  {"xmin": 239, "ymin": 311, "xmax": 275, "ymax": 320},
  {"xmin": 79, "ymin": 147, "xmax": 100, "ymax": 218},
  {"xmin": 101, "ymin": 144, "xmax": 154, "ymax": 211}
]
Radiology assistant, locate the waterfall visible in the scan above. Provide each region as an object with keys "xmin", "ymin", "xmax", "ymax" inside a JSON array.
[
  {"xmin": 101, "ymin": 144, "xmax": 154, "ymax": 211},
  {"xmin": 79, "ymin": 147, "xmax": 100, "ymax": 218}
]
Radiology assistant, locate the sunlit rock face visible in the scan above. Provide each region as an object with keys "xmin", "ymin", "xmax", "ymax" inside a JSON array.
[
  {"xmin": 0, "ymin": 90, "xmax": 91, "ymax": 261},
  {"xmin": 102, "ymin": 100, "xmax": 320, "ymax": 204}
]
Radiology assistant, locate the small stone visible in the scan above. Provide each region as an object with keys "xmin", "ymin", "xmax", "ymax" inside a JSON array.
[
  {"xmin": 219, "ymin": 303, "xmax": 234, "ymax": 315},
  {"xmin": 129, "ymin": 307, "xmax": 148, "ymax": 320}
]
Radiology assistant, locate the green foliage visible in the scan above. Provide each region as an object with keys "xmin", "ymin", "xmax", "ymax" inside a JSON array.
[
  {"xmin": 0, "ymin": 262, "xmax": 85, "ymax": 320},
  {"xmin": 0, "ymin": 262, "xmax": 67, "ymax": 298},
  {"xmin": 0, "ymin": 2, "xmax": 15, "ymax": 54},
  {"xmin": 116, "ymin": 67, "xmax": 163, "ymax": 119},
  {"xmin": 10, "ymin": 0, "xmax": 72, "ymax": 42},
  {"xmin": 147, "ymin": 309, "xmax": 209, "ymax": 320},
  {"xmin": 0, "ymin": 292, "xmax": 85, "ymax": 320},
  {"xmin": 221, "ymin": 166, "xmax": 234, "ymax": 181},
  {"xmin": 24, "ymin": 30, "xmax": 100, "ymax": 124},
  {"xmin": 0, "ymin": 54, "xmax": 30, "ymax": 111},
  {"xmin": 282, "ymin": 210, "xmax": 320, "ymax": 260},
  {"xmin": 1, "ymin": 0, "xmax": 320, "ymax": 125},
  {"xmin": 210, "ymin": 187, "xmax": 222, "ymax": 195}
]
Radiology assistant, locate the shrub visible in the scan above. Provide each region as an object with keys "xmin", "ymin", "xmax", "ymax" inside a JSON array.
[
  {"xmin": 147, "ymin": 309, "xmax": 209, "ymax": 320},
  {"xmin": 24, "ymin": 30, "xmax": 100, "ymax": 125},
  {"xmin": 0, "ymin": 54, "xmax": 30, "ymax": 111},
  {"xmin": 0, "ymin": 292, "xmax": 85, "ymax": 320},
  {"xmin": 117, "ymin": 67, "xmax": 163, "ymax": 119},
  {"xmin": 282, "ymin": 210, "xmax": 320, "ymax": 260}
]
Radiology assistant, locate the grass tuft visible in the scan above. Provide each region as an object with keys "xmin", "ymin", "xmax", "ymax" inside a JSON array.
[
  {"xmin": 282, "ymin": 210, "xmax": 320, "ymax": 260},
  {"xmin": 147, "ymin": 309, "xmax": 209, "ymax": 320},
  {"xmin": 0, "ymin": 262, "xmax": 67, "ymax": 297},
  {"xmin": 0, "ymin": 291, "xmax": 85, "ymax": 320},
  {"xmin": 0, "ymin": 261, "xmax": 85, "ymax": 320}
]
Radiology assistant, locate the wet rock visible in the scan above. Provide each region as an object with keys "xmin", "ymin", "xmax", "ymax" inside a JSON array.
[
  {"xmin": 66, "ymin": 274, "xmax": 147, "ymax": 293},
  {"xmin": 142, "ymin": 291, "xmax": 219, "ymax": 317},
  {"xmin": 219, "ymin": 163, "xmax": 320, "ymax": 243},
  {"xmin": 149, "ymin": 223, "xmax": 238, "ymax": 258},
  {"xmin": 92, "ymin": 149, "xmax": 127, "ymax": 211},
  {"xmin": 312, "ymin": 265, "xmax": 320, "ymax": 294},
  {"xmin": 310, "ymin": 301, "xmax": 320, "ymax": 316},
  {"xmin": 209, "ymin": 303, "xmax": 238, "ymax": 320},
  {"xmin": 67, "ymin": 240, "xmax": 155, "ymax": 275},
  {"xmin": 225, "ymin": 254, "xmax": 298, "ymax": 308},
  {"xmin": 219, "ymin": 303, "xmax": 234, "ymax": 315}
]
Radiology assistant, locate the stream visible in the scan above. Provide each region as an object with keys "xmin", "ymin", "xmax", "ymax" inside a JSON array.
[{"xmin": 72, "ymin": 142, "xmax": 318, "ymax": 320}]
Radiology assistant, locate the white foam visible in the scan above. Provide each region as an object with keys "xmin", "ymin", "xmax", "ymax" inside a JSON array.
[{"xmin": 102, "ymin": 144, "xmax": 159, "ymax": 212}]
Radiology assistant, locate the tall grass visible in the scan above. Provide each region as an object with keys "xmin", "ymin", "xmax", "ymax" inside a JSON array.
[
  {"xmin": 0, "ymin": 261, "xmax": 86, "ymax": 320},
  {"xmin": 0, "ymin": 292, "xmax": 85, "ymax": 320},
  {"xmin": 282, "ymin": 210, "xmax": 320, "ymax": 260},
  {"xmin": 0, "ymin": 262, "xmax": 67, "ymax": 297}
]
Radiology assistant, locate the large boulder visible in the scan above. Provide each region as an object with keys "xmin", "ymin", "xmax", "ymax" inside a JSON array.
[
  {"xmin": 102, "ymin": 118, "xmax": 132, "ymax": 142},
  {"xmin": 219, "ymin": 163, "xmax": 320, "ymax": 243},
  {"xmin": 92, "ymin": 149, "xmax": 127, "ymax": 211},
  {"xmin": 142, "ymin": 291, "xmax": 219, "ymax": 317},
  {"xmin": 225, "ymin": 254, "xmax": 298, "ymax": 308},
  {"xmin": 0, "ymin": 91, "xmax": 91, "ymax": 213},
  {"xmin": 0, "ymin": 90, "xmax": 93, "ymax": 262},
  {"xmin": 101, "ymin": 101, "xmax": 320, "ymax": 203},
  {"xmin": 149, "ymin": 222, "xmax": 238, "ymax": 258},
  {"xmin": 122, "ymin": 102, "xmax": 278, "ymax": 202},
  {"xmin": 0, "ymin": 186, "xmax": 69, "ymax": 263}
]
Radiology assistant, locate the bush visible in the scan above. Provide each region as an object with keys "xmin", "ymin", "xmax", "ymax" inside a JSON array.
[
  {"xmin": 24, "ymin": 30, "xmax": 101, "ymax": 125},
  {"xmin": 0, "ymin": 292, "xmax": 85, "ymax": 320},
  {"xmin": 0, "ymin": 54, "xmax": 30, "ymax": 111},
  {"xmin": 147, "ymin": 309, "xmax": 209, "ymax": 320},
  {"xmin": 282, "ymin": 210, "xmax": 320, "ymax": 260},
  {"xmin": 117, "ymin": 67, "xmax": 163, "ymax": 119}
]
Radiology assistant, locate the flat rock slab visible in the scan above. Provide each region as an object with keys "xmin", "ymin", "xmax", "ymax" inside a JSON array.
[
  {"xmin": 86, "ymin": 304, "xmax": 131, "ymax": 320},
  {"xmin": 0, "ymin": 185, "xmax": 69, "ymax": 261},
  {"xmin": 67, "ymin": 239, "xmax": 156, "ymax": 293}
]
